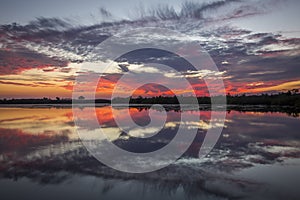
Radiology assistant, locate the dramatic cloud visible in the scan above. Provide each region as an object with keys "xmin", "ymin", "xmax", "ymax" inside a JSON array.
[{"xmin": 0, "ymin": 0, "xmax": 299, "ymax": 97}]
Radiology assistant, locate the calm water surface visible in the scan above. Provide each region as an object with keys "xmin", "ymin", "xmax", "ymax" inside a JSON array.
[{"xmin": 0, "ymin": 106, "xmax": 299, "ymax": 200}]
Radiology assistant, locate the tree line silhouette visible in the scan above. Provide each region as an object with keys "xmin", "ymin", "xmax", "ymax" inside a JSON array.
[
  {"xmin": 112, "ymin": 90, "xmax": 300, "ymax": 107},
  {"xmin": 0, "ymin": 90, "xmax": 299, "ymax": 107},
  {"xmin": 0, "ymin": 97, "xmax": 110, "ymax": 104}
]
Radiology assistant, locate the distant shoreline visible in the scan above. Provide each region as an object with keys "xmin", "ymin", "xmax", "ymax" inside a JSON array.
[
  {"xmin": 1, "ymin": 92, "xmax": 299, "ymax": 107},
  {"xmin": 0, "ymin": 103, "xmax": 299, "ymax": 116}
]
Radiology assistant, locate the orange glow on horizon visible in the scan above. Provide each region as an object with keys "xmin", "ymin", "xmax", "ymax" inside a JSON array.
[{"xmin": 0, "ymin": 66, "xmax": 299, "ymax": 98}]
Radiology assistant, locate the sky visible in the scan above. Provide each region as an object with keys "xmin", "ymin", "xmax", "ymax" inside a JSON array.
[{"xmin": 0, "ymin": 0, "xmax": 300, "ymax": 98}]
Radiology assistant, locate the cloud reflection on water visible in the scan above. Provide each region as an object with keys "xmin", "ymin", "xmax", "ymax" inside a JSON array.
[{"xmin": 0, "ymin": 106, "xmax": 299, "ymax": 199}]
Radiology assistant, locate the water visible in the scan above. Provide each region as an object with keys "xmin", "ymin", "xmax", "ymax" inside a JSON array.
[{"xmin": 0, "ymin": 106, "xmax": 299, "ymax": 200}]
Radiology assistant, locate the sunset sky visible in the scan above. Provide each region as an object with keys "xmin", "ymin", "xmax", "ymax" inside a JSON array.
[{"xmin": 0, "ymin": 0, "xmax": 300, "ymax": 99}]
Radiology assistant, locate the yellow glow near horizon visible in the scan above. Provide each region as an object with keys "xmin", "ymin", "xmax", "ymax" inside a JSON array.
[
  {"xmin": 0, "ymin": 62, "xmax": 299, "ymax": 98},
  {"xmin": 0, "ymin": 65, "xmax": 78, "ymax": 98},
  {"xmin": 251, "ymin": 80, "xmax": 300, "ymax": 93}
]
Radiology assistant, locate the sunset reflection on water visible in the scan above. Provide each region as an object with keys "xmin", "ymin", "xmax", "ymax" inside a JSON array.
[{"xmin": 0, "ymin": 106, "xmax": 300, "ymax": 200}]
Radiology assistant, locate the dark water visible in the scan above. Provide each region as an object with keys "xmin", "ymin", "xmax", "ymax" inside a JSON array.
[{"xmin": 0, "ymin": 106, "xmax": 300, "ymax": 200}]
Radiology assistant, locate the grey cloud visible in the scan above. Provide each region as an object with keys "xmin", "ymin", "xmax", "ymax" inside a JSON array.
[
  {"xmin": 0, "ymin": 0, "xmax": 299, "ymax": 87},
  {"xmin": 99, "ymin": 7, "xmax": 113, "ymax": 18}
]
